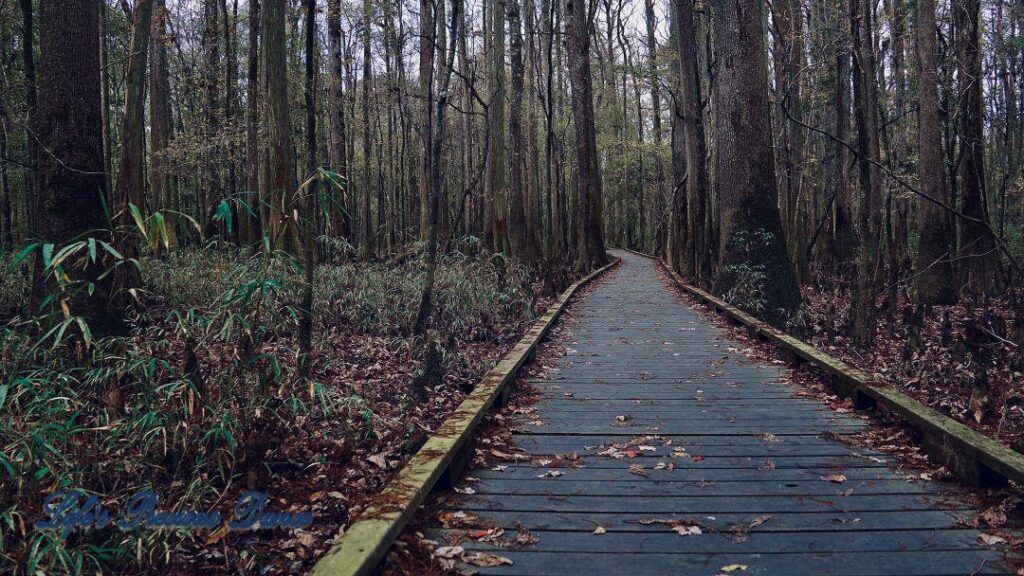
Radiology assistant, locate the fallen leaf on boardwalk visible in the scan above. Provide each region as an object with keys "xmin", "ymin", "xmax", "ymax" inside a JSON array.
[
  {"xmin": 491, "ymin": 465, "xmax": 509, "ymax": 471},
  {"xmin": 629, "ymin": 464, "xmax": 648, "ymax": 477},
  {"xmin": 367, "ymin": 453, "xmax": 388, "ymax": 468},
  {"xmin": 748, "ymin": 515, "xmax": 771, "ymax": 529},
  {"xmin": 463, "ymin": 552, "xmax": 514, "ymax": 567},
  {"xmin": 821, "ymin": 474, "xmax": 847, "ymax": 483},
  {"xmin": 593, "ymin": 526, "xmax": 606, "ymax": 535},
  {"xmin": 537, "ymin": 470, "xmax": 564, "ymax": 478},
  {"xmin": 672, "ymin": 525, "xmax": 702, "ymax": 536},
  {"xmin": 720, "ymin": 565, "xmax": 749, "ymax": 572},
  {"xmin": 979, "ymin": 506, "xmax": 1007, "ymax": 527},
  {"xmin": 692, "ymin": 455, "xmax": 705, "ymax": 462},
  {"xmin": 433, "ymin": 545, "xmax": 465, "ymax": 559},
  {"xmin": 615, "ymin": 415, "xmax": 631, "ymax": 422},
  {"xmin": 980, "ymin": 533, "xmax": 1007, "ymax": 546},
  {"xmin": 758, "ymin": 433, "xmax": 779, "ymax": 443},
  {"xmin": 638, "ymin": 445, "xmax": 657, "ymax": 452},
  {"xmin": 453, "ymin": 486, "xmax": 476, "ymax": 495}
]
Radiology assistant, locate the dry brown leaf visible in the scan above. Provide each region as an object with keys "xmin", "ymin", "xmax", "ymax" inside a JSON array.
[
  {"xmin": 463, "ymin": 552, "xmax": 514, "ymax": 567},
  {"xmin": 821, "ymin": 473, "xmax": 847, "ymax": 483}
]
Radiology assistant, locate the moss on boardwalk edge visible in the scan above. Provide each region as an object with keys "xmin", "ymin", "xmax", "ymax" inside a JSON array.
[
  {"xmin": 633, "ymin": 248, "xmax": 1024, "ymax": 488},
  {"xmin": 308, "ymin": 258, "xmax": 620, "ymax": 576}
]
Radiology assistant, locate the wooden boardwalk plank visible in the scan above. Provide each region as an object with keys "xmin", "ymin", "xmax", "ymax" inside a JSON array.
[{"xmin": 429, "ymin": 251, "xmax": 1010, "ymax": 575}]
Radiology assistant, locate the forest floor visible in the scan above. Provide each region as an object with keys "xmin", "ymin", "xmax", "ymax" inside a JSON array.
[
  {"xmin": 800, "ymin": 278, "xmax": 1024, "ymax": 450},
  {"xmin": 0, "ymin": 243, "xmax": 555, "ymax": 576}
]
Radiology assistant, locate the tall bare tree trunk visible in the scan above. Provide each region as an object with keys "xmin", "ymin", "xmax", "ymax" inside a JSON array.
[
  {"xmin": 244, "ymin": 0, "xmax": 261, "ymax": 243},
  {"xmin": 327, "ymin": 0, "xmax": 352, "ymax": 240},
  {"xmin": 360, "ymin": 0, "xmax": 374, "ymax": 259},
  {"xmin": 956, "ymin": 0, "xmax": 1002, "ymax": 294},
  {"xmin": 488, "ymin": 0, "xmax": 509, "ymax": 254},
  {"xmin": 151, "ymin": 0, "xmax": 172, "ymax": 214},
  {"xmin": 566, "ymin": 0, "xmax": 609, "ymax": 272},
  {"xmin": 710, "ymin": 0, "xmax": 801, "ymax": 324},
  {"xmin": 913, "ymin": 0, "xmax": 956, "ymax": 305},
  {"xmin": 36, "ymin": 0, "xmax": 111, "ymax": 330},
  {"xmin": 644, "ymin": 0, "xmax": 667, "ymax": 258},
  {"xmin": 261, "ymin": 0, "xmax": 298, "ymax": 250},
  {"xmin": 673, "ymin": 0, "xmax": 711, "ymax": 285},
  {"xmin": 849, "ymin": 0, "xmax": 883, "ymax": 344},
  {"xmin": 114, "ymin": 0, "xmax": 154, "ymax": 268},
  {"xmin": 507, "ymin": 0, "xmax": 537, "ymax": 262},
  {"xmin": 298, "ymin": 0, "xmax": 317, "ymax": 382}
]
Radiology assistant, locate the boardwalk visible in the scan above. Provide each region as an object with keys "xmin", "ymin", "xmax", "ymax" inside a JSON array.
[{"xmin": 429, "ymin": 250, "xmax": 1011, "ymax": 575}]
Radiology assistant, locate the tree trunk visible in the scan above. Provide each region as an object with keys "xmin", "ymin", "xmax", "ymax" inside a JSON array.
[
  {"xmin": 298, "ymin": 0, "xmax": 317, "ymax": 382},
  {"xmin": 849, "ymin": 0, "xmax": 883, "ymax": 344},
  {"xmin": 487, "ymin": 0, "xmax": 509, "ymax": 254},
  {"xmin": 566, "ymin": 0, "xmax": 609, "ymax": 272},
  {"xmin": 956, "ymin": 0, "xmax": 1002, "ymax": 294},
  {"xmin": 709, "ymin": 0, "xmax": 801, "ymax": 325},
  {"xmin": 327, "ymin": 0, "xmax": 352, "ymax": 241},
  {"xmin": 360, "ymin": 0, "xmax": 374, "ymax": 259},
  {"xmin": 261, "ymin": 0, "xmax": 298, "ymax": 251},
  {"xmin": 673, "ymin": 0, "xmax": 711, "ymax": 285},
  {"xmin": 36, "ymin": 0, "xmax": 112, "ymax": 330},
  {"xmin": 913, "ymin": 0, "xmax": 957, "ymax": 305},
  {"xmin": 244, "ymin": 0, "xmax": 261, "ymax": 243},
  {"xmin": 507, "ymin": 0, "xmax": 536, "ymax": 262},
  {"xmin": 644, "ymin": 0, "xmax": 666, "ymax": 259},
  {"xmin": 150, "ymin": 0, "xmax": 172, "ymax": 214},
  {"xmin": 114, "ymin": 0, "xmax": 154, "ymax": 269}
]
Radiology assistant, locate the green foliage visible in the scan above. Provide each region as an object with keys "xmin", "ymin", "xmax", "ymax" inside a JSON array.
[
  {"xmin": 0, "ymin": 239, "xmax": 533, "ymax": 575},
  {"xmin": 720, "ymin": 229, "xmax": 774, "ymax": 315}
]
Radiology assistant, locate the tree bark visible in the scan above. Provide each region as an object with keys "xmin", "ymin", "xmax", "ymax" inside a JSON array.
[
  {"xmin": 709, "ymin": 0, "xmax": 801, "ymax": 325},
  {"xmin": 36, "ymin": 0, "xmax": 112, "ymax": 330},
  {"xmin": 260, "ymin": 0, "xmax": 298, "ymax": 251},
  {"xmin": 327, "ymin": 0, "xmax": 352, "ymax": 240},
  {"xmin": 150, "ymin": 0, "xmax": 172, "ymax": 214},
  {"xmin": 672, "ymin": 0, "xmax": 711, "ymax": 285},
  {"xmin": 566, "ymin": 0, "xmax": 609, "ymax": 272},
  {"xmin": 956, "ymin": 0, "xmax": 1002, "ymax": 294},
  {"xmin": 913, "ymin": 0, "xmax": 957, "ymax": 305},
  {"xmin": 507, "ymin": 0, "xmax": 537, "ymax": 262},
  {"xmin": 487, "ymin": 0, "xmax": 509, "ymax": 254},
  {"xmin": 849, "ymin": 0, "xmax": 883, "ymax": 344}
]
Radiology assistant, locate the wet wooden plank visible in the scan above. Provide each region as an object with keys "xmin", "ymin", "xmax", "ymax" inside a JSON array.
[
  {"xmin": 442, "ymin": 550, "xmax": 1010, "ymax": 576},
  {"xmin": 420, "ymin": 251, "xmax": 1009, "ymax": 576}
]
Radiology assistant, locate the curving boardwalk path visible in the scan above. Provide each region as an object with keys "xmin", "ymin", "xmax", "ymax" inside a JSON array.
[{"xmin": 431, "ymin": 250, "xmax": 1010, "ymax": 575}]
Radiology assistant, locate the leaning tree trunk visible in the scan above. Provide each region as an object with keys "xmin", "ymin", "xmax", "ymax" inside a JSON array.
[
  {"xmin": 566, "ymin": 0, "xmax": 609, "ymax": 272},
  {"xmin": 913, "ymin": 0, "xmax": 957, "ymax": 305},
  {"xmin": 709, "ymin": 0, "xmax": 801, "ymax": 325}
]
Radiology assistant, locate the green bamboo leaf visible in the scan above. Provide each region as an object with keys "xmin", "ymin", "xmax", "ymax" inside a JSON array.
[
  {"xmin": 128, "ymin": 203, "xmax": 148, "ymax": 239},
  {"xmin": 75, "ymin": 317, "xmax": 93, "ymax": 348},
  {"xmin": 12, "ymin": 242, "xmax": 41, "ymax": 266}
]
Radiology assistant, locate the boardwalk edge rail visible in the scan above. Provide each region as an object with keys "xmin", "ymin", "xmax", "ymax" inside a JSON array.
[
  {"xmin": 308, "ymin": 257, "xmax": 620, "ymax": 576},
  {"xmin": 622, "ymin": 247, "xmax": 1024, "ymax": 488}
]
